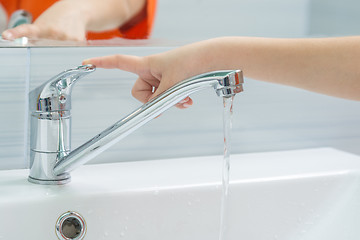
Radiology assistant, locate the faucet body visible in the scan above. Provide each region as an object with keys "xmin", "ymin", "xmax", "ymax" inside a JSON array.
[
  {"xmin": 28, "ymin": 65, "xmax": 244, "ymax": 185},
  {"xmin": 28, "ymin": 65, "xmax": 95, "ymax": 184}
]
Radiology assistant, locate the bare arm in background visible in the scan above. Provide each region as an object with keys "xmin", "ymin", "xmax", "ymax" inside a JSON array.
[
  {"xmin": 2, "ymin": 0, "xmax": 145, "ymax": 41},
  {"xmin": 83, "ymin": 36, "xmax": 360, "ymax": 107}
]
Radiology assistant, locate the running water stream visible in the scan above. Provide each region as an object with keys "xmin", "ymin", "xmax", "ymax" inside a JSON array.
[{"xmin": 219, "ymin": 95, "xmax": 235, "ymax": 240}]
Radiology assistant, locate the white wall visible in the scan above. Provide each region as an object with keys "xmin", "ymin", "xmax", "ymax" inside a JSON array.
[
  {"xmin": 152, "ymin": 0, "xmax": 310, "ymax": 40},
  {"xmin": 153, "ymin": 0, "xmax": 360, "ymax": 40}
]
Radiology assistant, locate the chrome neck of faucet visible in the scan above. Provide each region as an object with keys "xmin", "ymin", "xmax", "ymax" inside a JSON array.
[{"xmin": 28, "ymin": 66, "xmax": 243, "ymax": 185}]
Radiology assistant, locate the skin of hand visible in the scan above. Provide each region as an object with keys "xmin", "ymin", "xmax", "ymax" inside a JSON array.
[
  {"xmin": 2, "ymin": 0, "xmax": 145, "ymax": 41},
  {"xmin": 83, "ymin": 36, "xmax": 360, "ymax": 105},
  {"xmin": 83, "ymin": 52, "xmax": 196, "ymax": 109}
]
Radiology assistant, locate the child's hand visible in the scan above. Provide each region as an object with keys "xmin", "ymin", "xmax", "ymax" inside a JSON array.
[{"xmin": 83, "ymin": 54, "xmax": 193, "ymax": 108}]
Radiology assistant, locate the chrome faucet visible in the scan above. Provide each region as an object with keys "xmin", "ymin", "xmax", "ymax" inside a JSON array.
[{"xmin": 28, "ymin": 65, "xmax": 244, "ymax": 185}]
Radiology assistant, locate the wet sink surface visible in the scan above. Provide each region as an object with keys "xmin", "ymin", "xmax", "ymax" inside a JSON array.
[{"xmin": 1, "ymin": 148, "xmax": 360, "ymax": 240}]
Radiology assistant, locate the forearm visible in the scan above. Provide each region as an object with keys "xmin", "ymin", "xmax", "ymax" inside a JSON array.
[
  {"xmin": 178, "ymin": 36, "xmax": 360, "ymax": 100},
  {"xmin": 62, "ymin": 0, "xmax": 146, "ymax": 32},
  {"xmin": 82, "ymin": 36, "xmax": 360, "ymax": 104}
]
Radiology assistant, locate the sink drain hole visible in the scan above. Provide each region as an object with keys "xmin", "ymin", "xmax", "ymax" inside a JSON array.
[
  {"xmin": 56, "ymin": 211, "xmax": 86, "ymax": 240},
  {"xmin": 62, "ymin": 217, "xmax": 81, "ymax": 238}
]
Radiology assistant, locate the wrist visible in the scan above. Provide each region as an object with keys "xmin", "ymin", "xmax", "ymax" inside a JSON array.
[
  {"xmin": 186, "ymin": 37, "xmax": 233, "ymax": 74},
  {"xmin": 47, "ymin": 0, "xmax": 89, "ymax": 27},
  {"xmin": 60, "ymin": 0, "xmax": 94, "ymax": 28}
]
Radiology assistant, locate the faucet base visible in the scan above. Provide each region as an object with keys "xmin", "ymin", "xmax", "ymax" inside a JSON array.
[
  {"xmin": 28, "ymin": 151, "xmax": 72, "ymax": 185},
  {"xmin": 28, "ymin": 174, "xmax": 71, "ymax": 185}
]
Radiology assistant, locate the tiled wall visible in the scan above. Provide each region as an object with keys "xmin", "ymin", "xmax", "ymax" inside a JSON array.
[
  {"xmin": 1, "ymin": 0, "xmax": 360, "ymax": 170},
  {"xmin": 0, "ymin": 48, "xmax": 28, "ymax": 170}
]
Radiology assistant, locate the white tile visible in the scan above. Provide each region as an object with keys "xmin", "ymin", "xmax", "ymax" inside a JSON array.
[{"xmin": 0, "ymin": 48, "xmax": 28, "ymax": 169}]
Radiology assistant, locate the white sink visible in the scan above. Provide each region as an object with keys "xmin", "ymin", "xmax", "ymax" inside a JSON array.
[{"xmin": 1, "ymin": 148, "xmax": 360, "ymax": 240}]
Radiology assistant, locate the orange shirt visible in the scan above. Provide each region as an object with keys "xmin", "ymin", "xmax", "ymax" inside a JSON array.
[{"xmin": 1, "ymin": 0, "xmax": 156, "ymax": 39}]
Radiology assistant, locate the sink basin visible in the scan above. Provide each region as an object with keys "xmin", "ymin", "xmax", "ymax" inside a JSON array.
[{"xmin": 1, "ymin": 148, "xmax": 360, "ymax": 240}]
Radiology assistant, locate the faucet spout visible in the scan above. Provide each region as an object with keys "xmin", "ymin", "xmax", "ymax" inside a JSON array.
[
  {"xmin": 28, "ymin": 67, "xmax": 243, "ymax": 185},
  {"xmin": 53, "ymin": 70, "xmax": 243, "ymax": 176}
]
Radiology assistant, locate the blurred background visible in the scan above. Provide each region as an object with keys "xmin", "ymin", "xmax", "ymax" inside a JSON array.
[{"xmin": 153, "ymin": 0, "xmax": 360, "ymax": 40}]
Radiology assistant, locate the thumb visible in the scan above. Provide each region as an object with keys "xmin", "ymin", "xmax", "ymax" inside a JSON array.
[{"xmin": 151, "ymin": 77, "xmax": 172, "ymax": 99}]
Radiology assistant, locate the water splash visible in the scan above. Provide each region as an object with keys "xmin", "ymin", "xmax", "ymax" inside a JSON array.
[{"xmin": 219, "ymin": 96, "xmax": 234, "ymax": 240}]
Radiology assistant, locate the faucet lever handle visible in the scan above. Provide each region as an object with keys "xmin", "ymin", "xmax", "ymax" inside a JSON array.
[
  {"xmin": 30, "ymin": 64, "xmax": 96, "ymax": 112},
  {"xmin": 53, "ymin": 64, "xmax": 96, "ymax": 92}
]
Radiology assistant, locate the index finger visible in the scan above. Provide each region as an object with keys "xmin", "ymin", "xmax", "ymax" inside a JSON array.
[{"xmin": 82, "ymin": 54, "xmax": 142, "ymax": 74}]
